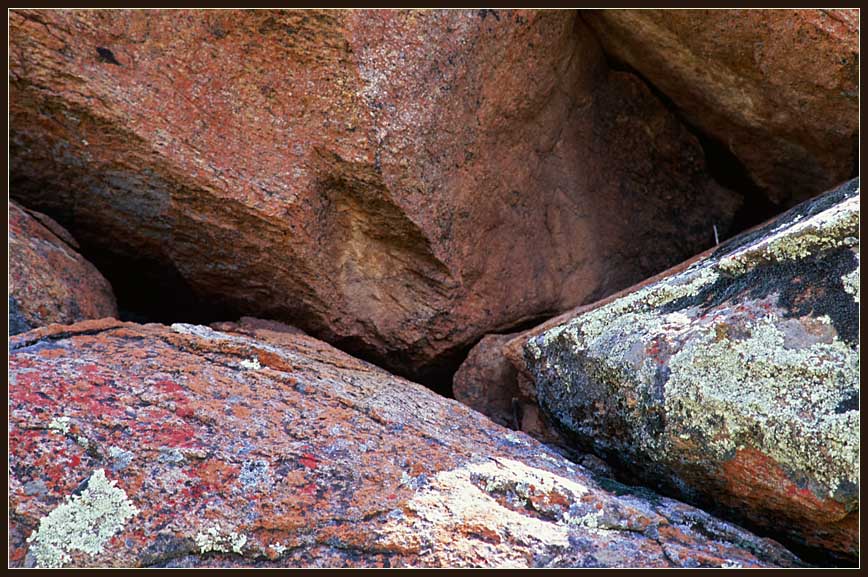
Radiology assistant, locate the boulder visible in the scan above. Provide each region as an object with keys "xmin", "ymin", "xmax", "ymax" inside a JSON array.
[
  {"xmin": 453, "ymin": 333, "xmax": 565, "ymax": 446},
  {"xmin": 523, "ymin": 179, "xmax": 860, "ymax": 564},
  {"xmin": 583, "ymin": 9, "xmax": 859, "ymax": 206},
  {"xmin": 8, "ymin": 200, "xmax": 117, "ymax": 334},
  {"xmin": 8, "ymin": 318, "xmax": 804, "ymax": 568},
  {"xmin": 9, "ymin": 9, "xmax": 739, "ymax": 382}
]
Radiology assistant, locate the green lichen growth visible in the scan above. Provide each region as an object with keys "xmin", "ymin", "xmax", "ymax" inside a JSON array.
[
  {"xmin": 527, "ymin": 192, "xmax": 860, "ymax": 502},
  {"xmin": 26, "ymin": 469, "xmax": 140, "ymax": 568},
  {"xmin": 666, "ymin": 318, "xmax": 859, "ymax": 497},
  {"xmin": 717, "ymin": 196, "xmax": 859, "ymax": 276},
  {"xmin": 195, "ymin": 524, "xmax": 247, "ymax": 555}
]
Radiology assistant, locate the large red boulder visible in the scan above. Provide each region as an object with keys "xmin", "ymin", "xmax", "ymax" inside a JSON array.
[
  {"xmin": 8, "ymin": 318, "xmax": 803, "ymax": 568},
  {"xmin": 9, "ymin": 200, "xmax": 117, "ymax": 334},
  {"xmin": 9, "ymin": 9, "xmax": 738, "ymax": 381},
  {"xmin": 583, "ymin": 9, "xmax": 859, "ymax": 206}
]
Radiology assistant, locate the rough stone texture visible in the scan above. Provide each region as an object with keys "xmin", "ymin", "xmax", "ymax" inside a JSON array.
[
  {"xmin": 583, "ymin": 9, "xmax": 859, "ymax": 206},
  {"xmin": 524, "ymin": 179, "xmax": 860, "ymax": 565},
  {"xmin": 453, "ymin": 333, "xmax": 564, "ymax": 447},
  {"xmin": 9, "ymin": 9, "xmax": 739, "ymax": 382},
  {"xmin": 8, "ymin": 318, "xmax": 804, "ymax": 568},
  {"xmin": 8, "ymin": 200, "xmax": 118, "ymax": 335}
]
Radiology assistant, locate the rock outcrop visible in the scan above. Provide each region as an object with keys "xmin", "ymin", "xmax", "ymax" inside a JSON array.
[
  {"xmin": 9, "ymin": 9, "xmax": 739, "ymax": 382},
  {"xmin": 583, "ymin": 9, "xmax": 859, "ymax": 206},
  {"xmin": 8, "ymin": 200, "xmax": 118, "ymax": 335},
  {"xmin": 9, "ymin": 318, "xmax": 804, "ymax": 568},
  {"xmin": 523, "ymin": 179, "xmax": 860, "ymax": 564}
]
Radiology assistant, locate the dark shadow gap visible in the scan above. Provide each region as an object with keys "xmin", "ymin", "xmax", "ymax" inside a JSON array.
[{"xmin": 596, "ymin": 47, "xmax": 784, "ymax": 241}]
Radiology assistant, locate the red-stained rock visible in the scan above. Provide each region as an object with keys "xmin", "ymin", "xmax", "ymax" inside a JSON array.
[
  {"xmin": 8, "ymin": 200, "xmax": 118, "ymax": 335},
  {"xmin": 583, "ymin": 9, "xmax": 859, "ymax": 206},
  {"xmin": 523, "ymin": 179, "xmax": 860, "ymax": 565},
  {"xmin": 8, "ymin": 318, "xmax": 804, "ymax": 568},
  {"xmin": 9, "ymin": 9, "xmax": 739, "ymax": 381}
]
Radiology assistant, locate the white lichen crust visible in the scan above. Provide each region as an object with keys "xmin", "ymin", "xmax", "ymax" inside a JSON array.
[
  {"xmin": 26, "ymin": 468, "xmax": 140, "ymax": 568},
  {"xmin": 842, "ymin": 249, "xmax": 859, "ymax": 303}
]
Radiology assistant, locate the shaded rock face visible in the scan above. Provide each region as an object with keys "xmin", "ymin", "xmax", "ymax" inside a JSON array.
[
  {"xmin": 524, "ymin": 179, "xmax": 860, "ymax": 564},
  {"xmin": 8, "ymin": 200, "xmax": 118, "ymax": 335},
  {"xmin": 9, "ymin": 9, "xmax": 739, "ymax": 384},
  {"xmin": 453, "ymin": 333, "xmax": 565, "ymax": 446},
  {"xmin": 583, "ymin": 9, "xmax": 859, "ymax": 207},
  {"xmin": 8, "ymin": 318, "xmax": 805, "ymax": 568}
]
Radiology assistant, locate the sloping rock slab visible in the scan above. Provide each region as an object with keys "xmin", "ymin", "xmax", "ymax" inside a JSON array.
[
  {"xmin": 9, "ymin": 9, "xmax": 738, "ymax": 381},
  {"xmin": 9, "ymin": 200, "xmax": 117, "ymax": 335},
  {"xmin": 524, "ymin": 178, "xmax": 860, "ymax": 564},
  {"xmin": 583, "ymin": 9, "xmax": 859, "ymax": 206},
  {"xmin": 9, "ymin": 319, "xmax": 802, "ymax": 568}
]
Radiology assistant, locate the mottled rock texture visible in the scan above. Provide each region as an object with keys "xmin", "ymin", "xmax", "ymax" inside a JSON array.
[
  {"xmin": 9, "ymin": 9, "xmax": 739, "ymax": 382},
  {"xmin": 8, "ymin": 200, "xmax": 118, "ymax": 335},
  {"xmin": 524, "ymin": 179, "xmax": 860, "ymax": 565},
  {"xmin": 8, "ymin": 318, "xmax": 804, "ymax": 568},
  {"xmin": 583, "ymin": 9, "xmax": 859, "ymax": 206}
]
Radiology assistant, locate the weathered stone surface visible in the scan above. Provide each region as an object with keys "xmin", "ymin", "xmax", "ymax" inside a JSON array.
[
  {"xmin": 524, "ymin": 179, "xmax": 860, "ymax": 564},
  {"xmin": 9, "ymin": 9, "xmax": 739, "ymax": 382},
  {"xmin": 583, "ymin": 9, "xmax": 859, "ymax": 206},
  {"xmin": 9, "ymin": 318, "xmax": 804, "ymax": 568},
  {"xmin": 453, "ymin": 333, "xmax": 565, "ymax": 446},
  {"xmin": 8, "ymin": 200, "xmax": 118, "ymax": 335}
]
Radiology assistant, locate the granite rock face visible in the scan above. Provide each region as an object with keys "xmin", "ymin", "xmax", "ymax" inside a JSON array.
[
  {"xmin": 583, "ymin": 9, "xmax": 859, "ymax": 206},
  {"xmin": 8, "ymin": 200, "xmax": 118, "ymax": 335},
  {"xmin": 8, "ymin": 318, "xmax": 804, "ymax": 568},
  {"xmin": 524, "ymin": 179, "xmax": 860, "ymax": 564},
  {"xmin": 9, "ymin": 9, "xmax": 738, "ymax": 382}
]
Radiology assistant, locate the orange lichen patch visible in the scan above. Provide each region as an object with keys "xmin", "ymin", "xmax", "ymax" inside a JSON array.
[
  {"xmin": 187, "ymin": 460, "xmax": 241, "ymax": 488},
  {"xmin": 231, "ymin": 405, "xmax": 252, "ymax": 419},
  {"xmin": 722, "ymin": 449, "xmax": 849, "ymax": 525},
  {"xmin": 721, "ymin": 448, "xmax": 856, "ymax": 557},
  {"xmin": 656, "ymin": 524, "xmax": 694, "ymax": 544},
  {"xmin": 460, "ymin": 523, "xmax": 503, "ymax": 545}
]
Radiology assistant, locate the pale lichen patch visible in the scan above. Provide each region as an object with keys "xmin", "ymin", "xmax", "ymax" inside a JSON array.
[
  {"xmin": 195, "ymin": 524, "xmax": 248, "ymax": 555},
  {"xmin": 48, "ymin": 416, "xmax": 71, "ymax": 435},
  {"xmin": 239, "ymin": 357, "xmax": 261, "ymax": 370},
  {"xmin": 376, "ymin": 458, "xmax": 582, "ymax": 566},
  {"xmin": 717, "ymin": 194, "xmax": 859, "ymax": 276},
  {"xmin": 665, "ymin": 317, "xmax": 859, "ymax": 497},
  {"xmin": 25, "ymin": 468, "xmax": 140, "ymax": 568},
  {"xmin": 842, "ymin": 251, "xmax": 859, "ymax": 304}
]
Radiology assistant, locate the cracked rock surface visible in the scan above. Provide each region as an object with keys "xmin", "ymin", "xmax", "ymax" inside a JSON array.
[{"xmin": 9, "ymin": 318, "xmax": 802, "ymax": 568}]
